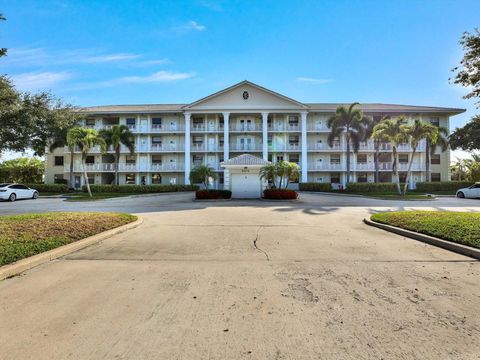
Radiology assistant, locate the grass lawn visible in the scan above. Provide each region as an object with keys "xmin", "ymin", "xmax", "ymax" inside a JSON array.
[
  {"xmin": 371, "ymin": 211, "xmax": 480, "ymax": 249},
  {"xmin": 0, "ymin": 212, "xmax": 137, "ymax": 266}
]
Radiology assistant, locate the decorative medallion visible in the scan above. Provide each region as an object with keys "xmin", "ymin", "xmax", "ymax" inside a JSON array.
[{"xmin": 242, "ymin": 91, "xmax": 249, "ymax": 100}]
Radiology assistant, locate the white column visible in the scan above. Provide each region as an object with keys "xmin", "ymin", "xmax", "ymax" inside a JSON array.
[
  {"xmin": 223, "ymin": 112, "xmax": 230, "ymax": 161},
  {"xmin": 262, "ymin": 112, "xmax": 269, "ymax": 160},
  {"xmin": 184, "ymin": 112, "xmax": 191, "ymax": 184},
  {"xmin": 300, "ymin": 111, "xmax": 308, "ymax": 183}
]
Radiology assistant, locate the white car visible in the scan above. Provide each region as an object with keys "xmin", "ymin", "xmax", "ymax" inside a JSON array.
[
  {"xmin": 0, "ymin": 184, "xmax": 39, "ymax": 202},
  {"xmin": 456, "ymin": 182, "xmax": 480, "ymax": 199}
]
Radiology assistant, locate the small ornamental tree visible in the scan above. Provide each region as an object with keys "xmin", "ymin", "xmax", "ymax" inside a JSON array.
[{"xmin": 189, "ymin": 164, "xmax": 218, "ymax": 190}]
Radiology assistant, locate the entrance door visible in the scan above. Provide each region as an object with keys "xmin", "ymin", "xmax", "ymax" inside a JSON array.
[{"xmin": 231, "ymin": 173, "xmax": 260, "ymax": 198}]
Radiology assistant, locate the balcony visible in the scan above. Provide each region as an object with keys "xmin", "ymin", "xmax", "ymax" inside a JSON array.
[
  {"xmin": 67, "ymin": 163, "xmax": 185, "ymax": 172},
  {"xmin": 308, "ymin": 163, "xmax": 345, "ymax": 171},
  {"xmin": 192, "ymin": 124, "xmax": 224, "ymax": 132},
  {"xmin": 307, "ymin": 124, "xmax": 330, "ymax": 131},
  {"xmin": 230, "ymin": 144, "xmax": 262, "ymax": 151},
  {"xmin": 268, "ymin": 124, "xmax": 301, "ymax": 132},
  {"xmin": 230, "ymin": 124, "xmax": 262, "ymax": 132},
  {"xmin": 149, "ymin": 143, "xmax": 184, "ymax": 152},
  {"xmin": 308, "ymin": 143, "xmax": 345, "ymax": 151},
  {"xmin": 130, "ymin": 124, "xmax": 185, "ymax": 133},
  {"xmin": 191, "ymin": 143, "xmax": 223, "ymax": 152},
  {"xmin": 268, "ymin": 143, "xmax": 300, "ymax": 151}
]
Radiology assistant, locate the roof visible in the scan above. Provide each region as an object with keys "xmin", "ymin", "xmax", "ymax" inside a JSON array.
[
  {"xmin": 80, "ymin": 104, "xmax": 185, "ymax": 114},
  {"xmin": 306, "ymin": 103, "xmax": 464, "ymax": 114},
  {"xmin": 221, "ymin": 154, "xmax": 270, "ymax": 166}
]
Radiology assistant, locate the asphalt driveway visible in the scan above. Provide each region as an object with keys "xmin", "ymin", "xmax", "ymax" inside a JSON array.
[{"xmin": 0, "ymin": 193, "xmax": 479, "ymax": 359}]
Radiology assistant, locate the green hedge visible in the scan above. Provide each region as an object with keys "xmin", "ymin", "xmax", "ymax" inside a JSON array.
[
  {"xmin": 196, "ymin": 189, "xmax": 232, "ymax": 199},
  {"xmin": 346, "ymin": 182, "xmax": 398, "ymax": 193},
  {"xmin": 82, "ymin": 184, "xmax": 199, "ymax": 193},
  {"xmin": 415, "ymin": 181, "xmax": 473, "ymax": 192},
  {"xmin": 299, "ymin": 183, "xmax": 332, "ymax": 192},
  {"xmin": 24, "ymin": 184, "xmax": 69, "ymax": 193}
]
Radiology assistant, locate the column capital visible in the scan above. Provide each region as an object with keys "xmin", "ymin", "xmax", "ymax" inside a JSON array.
[
  {"xmin": 222, "ymin": 112, "xmax": 230, "ymax": 118},
  {"xmin": 261, "ymin": 112, "xmax": 269, "ymax": 118},
  {"xmin": 184, "ymin": 112, "xmax": 191, "ymax": 118},
  {"xmin": 300, "ymin": 111, "xmax": 308, "ymax": 118}
]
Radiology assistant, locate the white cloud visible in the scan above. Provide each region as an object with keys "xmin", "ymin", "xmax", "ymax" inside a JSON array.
[
  {"xmin": 120, "ymin": 71, "xmax": 195, "ymax": 83},
  {"xmin": 188, "ymin": 20, "xmax": 206, "ymax": 31},
  {"xmin": 135, "ymin": 58, "xmax": 170, "ymax": 67},
  {"xmin": 10, "ymin": 71, "xmax": 72, "ymax": 91},
  {"xmin": 78, "ymin": 53, "xmax": 141, "ymax": 63},
  {"xmin": 296, "ymin": 77, "xmax": 332, "ymax": 84}
]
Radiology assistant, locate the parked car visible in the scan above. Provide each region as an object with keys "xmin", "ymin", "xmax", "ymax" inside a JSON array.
[
  {"xmin": 456, "ymin": 182, "xmax": 480, "ymax": 199},
  {"xmin": 0, "ymin": 184, "xmax": 39, "ymax": 202}
]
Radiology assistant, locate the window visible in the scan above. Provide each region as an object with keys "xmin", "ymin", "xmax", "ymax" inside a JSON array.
[
  {"xmin": 54, "ymin": 174, "xmax": 65, "ymax": 184},
  {"xmin": 10, "ymin": 184, "xmax": 29, "ymax": 190},
  {"xmin": 276, "ymin": 156, "xmax": 284, "ymax": 162},
  {"xmin": 126, "ymin": 118, "xmax": 136, "ymax": 128},
  {"xmin": 85, "ymin": 118, "xmax": 95, "ymax": 127},
  {"xmin": 152, "ymin": 173, "xmax": 162, "ymax": 184},
  {"xmin": 125, "ymin": 173, "xmax": 136, "ymax": 184},
  {"xmin": 330, "ymin": 154, "xmax": 341, "ymax": 164},
  {"xmin": 431, "ymin": 173, "xmax": 441, "ymax": 182},
  {"xmin": 267, "ymin": 135, "xmax": 272, "ymax": 146},
  {"xmin": 399, "ymin": 173, "xmax": 407, "ymax": 183},
  {"xmin": 357, "ymin": 154, "xmax": 367, "ymax": 164},
  {"xmin": 399, "ymin": 154, "xmax": 409, "ymax": 163},
  {"xmin": 86, "ymin": 156, "xmax": 95, "ymax": 164},
  {"xmin": 151, "ymin": 155, "xmax": 162, "ymax": 164},
  {"xmin": 193, "ymin": 155, "xmax": 203, "ymax": 165},
  {"xmin": 152, "ymin": 136, "xmax": 162, "ymax": 144},
  {"xmin": 288, "ymin": 115, "xmax": 299, "ymax": 125},
  {"xmin": 357, "ymin": 173, "xmax": 368, "ymax": 183},
  {"xmin": 289, "ymin": 154, "xmax": 299, "ymax": 163},
  {"xmin": 289, "ymin": 135, "xmax": 299, "ymax": 145},
  {"xmin": 87, "ymin": 176, "xmax": 95, "ymax": 185},
  {"xmin": 193, "ymin": 136, "xmax": 203, "ymax": 145},
  {"xmin": 330, "ymin": 173, "xmax": 340, "ymax": 183},
  {"xmin": 126, "ymin": 155, "xmax": 136, "ymax": 164},
  {"xmin": 152, "ymin": 117, "xmax": 162, "ymax": 128},
  {"xmin": 431, "ymin": 154, "xmax": 440, "ymax": 165},
  {"xmin": 430, "ymin": 117, "xmax": 440, "ymax": 126},
  {"xmin": 54, "ymin": 156, "xmax": 64, "ymax": 166}
]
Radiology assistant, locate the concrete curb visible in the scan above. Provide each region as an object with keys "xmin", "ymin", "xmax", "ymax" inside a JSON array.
[
  {"xmin": 363, "ymin": 218, "xmax": 480, "ymax": 260},
  {"xmin": 0, "ymin": 216, "xmax": 144, "ymax": 281}
]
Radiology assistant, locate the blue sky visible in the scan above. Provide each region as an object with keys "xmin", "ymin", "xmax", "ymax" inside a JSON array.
[{"xmin": 1, "ymin": 0, "xmax": 479, "ymax": 159}]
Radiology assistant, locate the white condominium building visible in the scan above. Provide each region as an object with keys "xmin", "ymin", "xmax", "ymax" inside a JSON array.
[{"xmin": 45, "ymin": 80, "xmax": 464, "ymax": 189}]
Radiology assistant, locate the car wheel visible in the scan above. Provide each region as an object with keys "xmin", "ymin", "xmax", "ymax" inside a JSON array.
[
  {"xmin": 457, "ymin": 191, "xmax": 465, "ymax": 198},
  {"xmin": 9, "ymin": 193, "xmax": 16, "ymax": 202},
  {"xmin": 32, "ymin": 191, "xmax": 39, "ymax": 199}
]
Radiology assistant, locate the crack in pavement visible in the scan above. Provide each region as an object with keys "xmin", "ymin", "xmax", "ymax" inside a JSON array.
[{"xmin": 253, "ymin": 226, "xmax": 270, "ymax": 261}]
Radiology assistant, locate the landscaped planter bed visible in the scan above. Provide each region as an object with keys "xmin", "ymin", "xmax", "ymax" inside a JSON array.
[
  {"xmin": 195, "ymin": 189, "xmax": 232, "ymax": 200},
  {"xmin": 263, "ymin": 189, "xmax": 298, "ymax": 200}
]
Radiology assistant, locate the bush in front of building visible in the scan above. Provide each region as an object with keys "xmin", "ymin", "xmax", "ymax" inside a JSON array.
[
  {"xmin": 345, "ymin": 182, "xmax": 398, "ymax": 193},
  {"xmin": 195, "ymin": 189, "xmax": 232, "ymax": 199},
  {"xmin": 263, "ymin": 188, "xmax": 299, "ymax": 200},
  {"xmin": 414, "ymin": 181, "xmax": 473, "ymax": 193},
  {"xmin": 82, "ymin": 184, "xmax": 199, "ymax": 193},
  {"xmin": 23, "ymin": 184, "xmax": 70, "ymax": 193},
  {"xmin": 298, "ymin": 183, "xmax": 332, "ymax": 192}
]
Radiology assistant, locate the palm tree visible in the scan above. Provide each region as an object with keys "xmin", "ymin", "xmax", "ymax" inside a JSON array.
[
  {"xmin": 49, "ymin": 127, "xmax": 75, "ymax": 189},
  {"xmin": 425, "ymin": 126, "xmax": 449, "ymax": 182},
  {"xmin": 402, "ymin": 119, "xmax": 438, "ymax": 195},
  {"xmin": 451, "ymin": 158, "xmax": 468, "ymax": 181},
  {"xmin": 371, "ymin": 117, "xmax": 408, "ymax": 195},
  {"xmin": 259, "ymin": 163, "xmax": 277, "ymax": 189},
  {"xmin": 365, "ymin": 115, "xmax": 389, "ymax": 182},
  {"xmin": 99, "ymin": 125, "xmax": 135, "ymax": 185},
  {"xmin": 327, "ymin": 103, "xmax": 370, "ymax": 184},
  {"xmin": 67, "ymin": 127, "xmax": 106, "ymax": 197},
  {"xmin": 189, "ymin": 164, "xmax": 218, "ymax": 189}
]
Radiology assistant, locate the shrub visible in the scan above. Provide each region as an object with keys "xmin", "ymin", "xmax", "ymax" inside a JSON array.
[
  {"xmin": 346, "ymin": 182, "xmax": 398, "ymax": 193},
  {"xmin": 263, "ymin": 189, "xmax": 298, "ymax": 200},
  {"xmin": 24, "ymin": 184, "xmax": 69, "ymax": 193},
  {"xmin": 82, "ymin": 184, "xmax": 199, "ymax": 193},
  {"xmin": 299, "ymin": 182, "xmax": 332, "ymax": 192},
  {"xmin": 415, "ymin": 181, "xmax": 473, "ymax": 192},
  {"xmin": 195, "ymin": 189, "xmax": 232, "ymax": 199}
]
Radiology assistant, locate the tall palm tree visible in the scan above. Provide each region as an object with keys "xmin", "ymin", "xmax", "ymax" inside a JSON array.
[
  {"xmin": 99, "ymin": 125, "xmax": 135, "ymax": 185},
  {"xmin": 67, "ymin": 127, "xmax": 106, "ymax": 197},
  {"xmin": 371, "ymin": 117, "xmax": 408, "ymax": 195},
  {"xmin": 49, "ymin": 127, "xmax": 75, "ymax": 188},
  {"xmin": 189, "ymin": 164, "xmax": 218, "ymax": 189},
  {"xmin": 365, "ymin": 114, "xmax": 390, "ymax": 183},
  {"xmin": 259, "ymin": 163, "xmax": 277, "ymax": 189},
  {"xmin": 402, "ymin": 119, "xmax": 438, "ymax": 195},
  {"xmin": 328, "ymin": 103, "xmax": 370, "ymax": 184},
  {"xmin": 425, "ymin": 126, "xmax": 449, "ymax": 182},
  {"xmin": 450, "ymin": 157, "xmax": 468, "ymax": 181}
]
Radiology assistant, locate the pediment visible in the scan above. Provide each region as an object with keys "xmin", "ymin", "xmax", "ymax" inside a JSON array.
[{"xmin": 183, "ymin": 80, "xmax": 307, "ymax": 111}]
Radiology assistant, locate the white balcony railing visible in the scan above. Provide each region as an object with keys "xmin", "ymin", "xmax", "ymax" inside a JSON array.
[
  {"xmin": 230, "ymin": 124, "xmax": 262, "ymax": 131},
  {"xmin": 308, "ymin": 143, "xmax": 345, "ymax": 151},
  {"xmin": 67, "ymin": 163, "xmax": 185, "ymax": 172},
  {"xmin": 230, "ymin": 144, "xmax": 262, "ymax": 151},
  {"xmin": 308, "ymin": 163, "xmax": 345, "ymax": 171},
  {"xmin": 149, "ymin": 143, "xmax": 184, "ymax": 152},
  {"xmin": 307, "ymin": 124, "xmax": 330, "ymax": 131}
]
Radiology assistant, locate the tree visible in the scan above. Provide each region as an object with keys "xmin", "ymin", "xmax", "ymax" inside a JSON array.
[
  {"xmin": 425, "ymin": 126, "xmax": 449, "ymax": 182},
  {"xmin": 0, "ymin": 13, "xmax": 6, "ymax": 57},
  {"xmin": 66, "ymin": 127, "xmax": 106, "ymax": 197},
  {"xmin": 451, "ymin": 158, "xmax": 469, "ymax": 181},
  {"xmin": 189, "ymin": 164, "xmax": 218, "ymax": 189},
  {"xmin": 451, "ymin": 29, "xmax": 480, "ymax": 106},
  {"xmin": 449, "ymin": 115, "xmax": 480, "ymax": 152},
  {"xmin": 402, "ymin": 119, "xmax": 438, "ymax": 194},
  {"xmin": 371, "ymin": 117, "xmax": 408, "ymax": 195},
  {"xmin": 327, "ymin": 103, "xmax": 370, "ymax": 184},
  {"xmin": 0, "ymin": 157, "xmax": 44, "ymax": 183},
  {"xmin": 464, "ymin": 154, "xmax": 480, "ymax": 181},
  {"xmin": 100, "ymin": 125, "xmax": 135, "ymax": 185},
  {"xmin": 0, "ymin": 76, "xmax": 79, "ymax": 156},
  {"xmin": 259, "ymin": 163, "xmax": 277, "ymax": 188},
  {"xmin": 259, "ymin": 161, "xmax": 300, "ymax": 190},
  {"xmin": 365, "ymin": 115, "xmax": 389, "ymax": 182}
]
